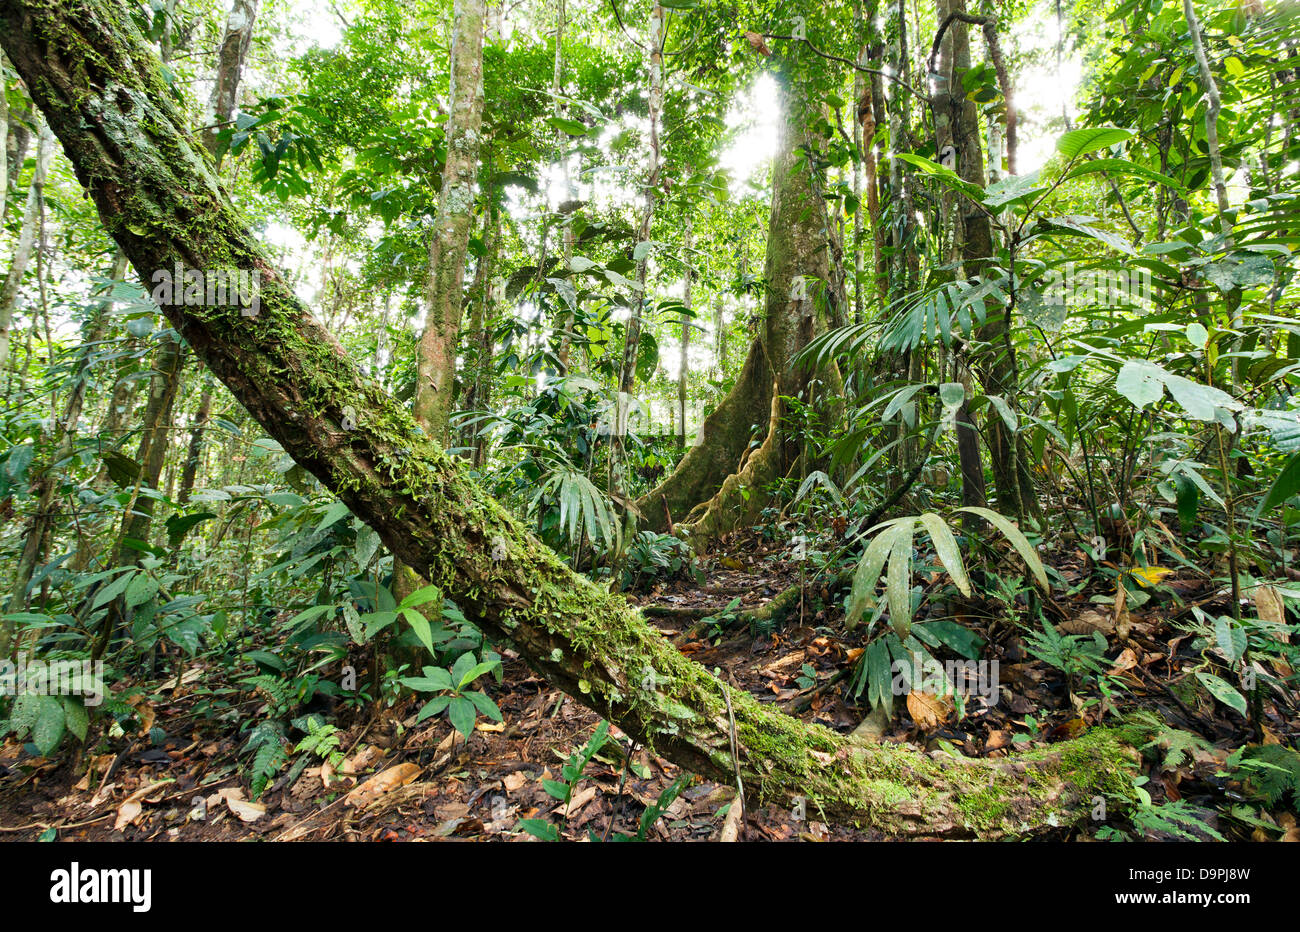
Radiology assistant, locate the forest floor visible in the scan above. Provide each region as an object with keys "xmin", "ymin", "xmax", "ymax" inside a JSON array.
[{"xmin": 2, "ymin": 534, "xmax": 1297, "ymax": 842}]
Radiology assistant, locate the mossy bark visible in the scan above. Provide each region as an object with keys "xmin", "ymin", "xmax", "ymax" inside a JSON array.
[{"xmin": 0, "ymin": 0, "xmax": 1142, "ymax": 837}]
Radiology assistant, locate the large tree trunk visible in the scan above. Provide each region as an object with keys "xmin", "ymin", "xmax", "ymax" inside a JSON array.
[
  {"xmin": 659, "ymin": 72, "xmax": 831, "ymax": 544},
  {"xmin": 0, "ymin": 0, "xmax": 1142, "ymax": 837}
]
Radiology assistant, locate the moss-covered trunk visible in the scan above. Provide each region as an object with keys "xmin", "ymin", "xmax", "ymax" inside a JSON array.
[{"xmin": 0, "ymin": 0, "xmax": 1142, "ymax": 837}]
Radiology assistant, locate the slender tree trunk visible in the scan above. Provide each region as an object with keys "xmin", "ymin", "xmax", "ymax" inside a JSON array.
[
  {"xmin": 0, "ymin": 120, "xmax": 53, "ymax": 374},
  {"xmin": 2, "ymin": 251, "xmax": 127, "ymax": 653},
  {"xmin": 551, "ymin": 0, "xmax": 578, "ymax": 372},
  {"xmin": 0, "ymin": 54, "xmax": 8, "ymax": 223},
  {"xmin": 413, "ymin": 0, "xmax": 485, "ymax": 438},
  {"xmin": 0, "ymin": 0, "xmax": 1142, "ymax": 837},
  {"xmin": 677, "ymin": 215, "xmax": 691, "ymax": 450},
  {"xmin": 398, "ymin": 0, "xmax": 486, "ymax": 609},
  {"xmin": 175, "ymin": 0, "xmax": 259, "ymax": 505}
]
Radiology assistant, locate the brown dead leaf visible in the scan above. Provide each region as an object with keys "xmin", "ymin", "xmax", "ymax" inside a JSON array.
[
  {"xmin": 906, "ymin": 691, "xmax": 951, "ymax": 730},
  {"xmin": 554, "ymin": 784, "xmax": 598, "ymax": 818},
  {"xmin": 113, "ymin": 779, "xmax": 171, "ymax": 831},
  {"xmin": 502, "ymin": 772, "xmax": 528, "ymax": 792},
  {"xmin": 340, "ymin": 744, "xmax": 384, "ymax": 775},
  {"xmin": 1059, "ymin": 611, "xmax": 1113, "ymax": 636},
  {"xmin": 124, "ymin": 695, "xmax": 155, "ymax": 733},
  {"xmin": 1254, "ymin": 585, "xmax": 1289, "ymax": 642},
  {"xmin": 345, "ymin": 762, "xmax": 421, "ymax": 808},
  {"xmin": 212, "ymin": 787, "xmax": 266, "ymax": 823},
  {"xmin": 1108, "ymin": 647, "xmax": 1141, "ymax": 676}
]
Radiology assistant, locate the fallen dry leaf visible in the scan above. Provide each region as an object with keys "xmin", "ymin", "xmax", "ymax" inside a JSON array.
[
  {"xmin": 211, "ymin": 787, "xmax": 266, "ymax": 823},
  {"xmin": 906, "ymin": 691, "xmax": 951, "ymax": 730},
  {"xmin": 1108, "ymin": 647, "xmax": 1141, "ymax": 676},
  {"xmin": 502, "ymin": 772, "xmax": 528, "ymax": 792},
  {"xmin": 345, "ymin": 762, "xmax": 421, "ymax": 808},
  {"xmin": 554, "ymin": 784, "xmax": 598, "ymax": 818},
  {"xmin": 341, "ymin": 745, "xmax": 384, "ymax": 775},
  {"xmin": 113, "ymin": 779, "xmax": 171, "ymax": 831}
]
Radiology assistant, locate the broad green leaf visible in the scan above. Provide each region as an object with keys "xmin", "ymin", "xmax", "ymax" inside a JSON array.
[
  {"xmin": 124, "ymin": 572, "xmax": 159, "ymax": 610},
  {"xmin": 1056, "ymin": 126, "xmax": 1134, "ymax": 160},
  {"xmin": 448, "ymin": 696, "xmax": 477, "ymax": 738},
  {"xmin": 1260, "ymin": 451, "xmax": 1300, "ymax": 515},
  {"xmin": 887, "ymin": 518, "xmax": 915, "ymax": 639},
  {"xmin": 61, "ymin": 697, "xmax": 89, "ymax": 742},
  {"xmin": 466, "ymin": 690, "xmax": 502, "ymax": 722},
  {"xmin": 415, "ymin": 695, "xmax": 451, "ymax": 722},
  {"xmin": 404, "ymin": 609, "xmax": 434, "ymax": 654},
  {"xmin": 398, "ymin": 584, "xmax": 441, "ymax": 611},
  {"xmin": 956, "ymin": 507, "xmax": 1050, "ymax": 590},
  {"xmin": 918, "ymin": 513, "xmax": 971, "ymax": 597},
  {"xmin": 92, "ymin": 570, "xmax": 136, "ymax": 610},
  {"xmin": 1115, "ymin": 359, "xmax": 1165, "ymax": 409},
  {"xmin": 1214, "ymin": 617, "xmax": 1246, "ymax": 665},
  {"xmin": 32, "ymin": 696, "xmax": 66, "ymax": 756},
  {"xmin": 1196, "ymin": 672, "xmax": 1247, "ymax": 716}
]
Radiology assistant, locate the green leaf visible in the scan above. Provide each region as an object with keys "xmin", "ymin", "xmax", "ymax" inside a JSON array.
[
  {"xmin": 1063, "ymin": 158, "xmax": 1185, "ymax": 194},
  {"xmin": 32, "ymin": 696, "xmax": 66, "ymax": 756},
  {"xmin": 956, "ymin": 507, "xmax": 1050, "ymax": 590},
  {"xmin": 983, "ymin": 171, "xmax": 1046, "ymax": 209},
  {"xmin": 165, "ymin": 512, "xmax": 216, "ymax": 548},
  {"xmin": 124, "ymin": 572, "xmax": 159, "ymax": 610},
  {"xmin": 398, "ymin": 584, "xmax": 441, "ymax": 611},
  {"xmin": 404, "ymin": 609, "xmax": 435, "ymax": 654},
  {"xmin": 100, "ymin": 450, "xmax": 142, "ymax": 488},
  {"xmin": 546, "ymin": 116, "xmax": 588, "ymax": 136},
  {"xmin": 61, "ymin": 697, "xmax": 89, "ymax": 742},
  {"xmin": 415, "ymin": 695, "xmax": 451, "ymax": 722},
  {"xmin": 913, "ymin": 620, "xmax": 985, "ymax": 660},
  {"xmin": 1056, "ymin": 126, "xmax": 1134, "ymax": 160},
  {"xmin": 892, "ymin": 152, "xmax": 986, "ymax": 202},
  {"xmin": 448, "ymin": 696, "xmax": 477, "ymax": 738},
  {"xmin": 887, "ymin": 518, "xmax": 915, "ymax": 639},
  {"xmin": 917, "ymin": 513, "xmax": 971, "ymax": 597},
  {"xmin": 92, "ymin": 570, "xmax": 137, "ymax": 610},
  {"xmin": 518, "ymin": 818, "xmax": 560, "ymax": 841},
  {"xmin": 846, "ymin": 522, "xmax": 902, "ymax": 628},
  {"xmin": 466, "ymin": 690, "xmax": 502, "ymax": 722},
  {"xmin": 457, "ymin": 660, "xmax": 500, "ymax": 690},
  {"xmin": 1196, "ymin": 672, "xmax": 1247, "ymax": 716},
  {"xmin": 341, "ymin": 601, "xmax": 366, "ymax": 645},
  {"xmin": 939, "ymin": 382, "xmax": 966, "ymax": 410},
  {"xmin": 1115, "ymin": 359, "xmax": 1165, "ymax": 409},
  {"xmin": 1260, "ymin": 452, "xmax": 1300, "ymax": 515},
  {"xmin": 1214, "ymin": 617, "xmax": 1246, "ymax": 665}
]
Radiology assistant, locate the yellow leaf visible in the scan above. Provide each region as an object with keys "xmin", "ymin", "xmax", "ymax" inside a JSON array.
[{"xmin": 1127, "ymin": 566, "xmax": 1174, "ymax": 588}]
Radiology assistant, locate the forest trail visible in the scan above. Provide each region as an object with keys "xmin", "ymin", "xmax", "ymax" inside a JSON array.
[{"xmin": 2, "ymin": 537, "xmax": 1277, "ymax": 842}]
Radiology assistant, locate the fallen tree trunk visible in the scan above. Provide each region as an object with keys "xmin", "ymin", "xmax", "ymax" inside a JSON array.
[{"xmin": 0, "ymin": 0, "xmax": 1143, "ymax": 837}]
